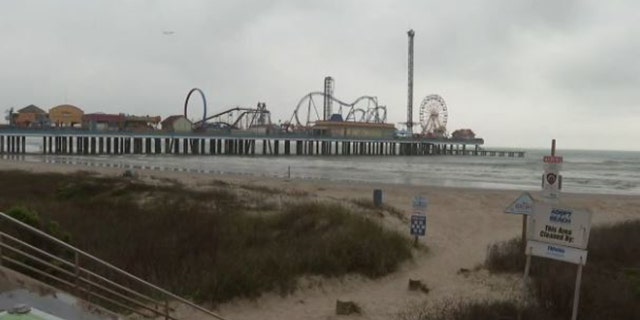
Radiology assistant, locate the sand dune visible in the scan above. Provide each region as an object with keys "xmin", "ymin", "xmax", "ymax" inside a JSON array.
[{"xmin": 2, "ymin": 158, "xmax": 638, "ymax": 320}]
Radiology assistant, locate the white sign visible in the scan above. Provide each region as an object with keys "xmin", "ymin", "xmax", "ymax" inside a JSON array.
[
  {"xmin": 526, "ymin": 240, "xmax": 588, "ymax": 265},
  {"xmin": 412, "ymin": 195, "xmax": 428, "ymax": 211},
  {"xmin": 542, "ymin": 170, "xmax": 561, "ymax": 198},
  {"xmin": 529, "ymin": 203, "xmax": 592, "ymax": 249},
  {"xmin": 504, "ymin": 192, "xmax": 534, "ymax": 215}
]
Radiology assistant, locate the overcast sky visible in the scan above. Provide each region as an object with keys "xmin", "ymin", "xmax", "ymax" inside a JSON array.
[{"xmin": 1, "ymin": 0, "xmax": 638, "ymax": 150}]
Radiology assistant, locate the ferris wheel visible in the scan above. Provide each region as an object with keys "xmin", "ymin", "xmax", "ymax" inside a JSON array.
[{"xmin": 419, "ymin": 94, "xmax": 448, "ymax": 136}]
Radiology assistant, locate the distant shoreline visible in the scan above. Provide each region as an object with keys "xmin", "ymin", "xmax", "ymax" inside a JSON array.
[{"xmin": 1, "ymin": 156, "xmax": 638, "ymax": 199}]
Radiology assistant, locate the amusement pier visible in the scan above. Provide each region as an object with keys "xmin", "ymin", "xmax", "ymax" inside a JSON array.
[
  {"xmin": 1, "ymin": 30, "xmax": 524, "ymax": 159},
  {"xmin": 0, "ymin": 130, "xmax": 523, "ymax": 158}
]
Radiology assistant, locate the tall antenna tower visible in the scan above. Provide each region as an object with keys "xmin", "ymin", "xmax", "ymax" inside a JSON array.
[
  {"xmin": 323, "ymin": 76, "xmax": 334, "ymax": 120},
  {"xmin": 407, "ymin": 29, "xmax": 415, "ymax": 135}
]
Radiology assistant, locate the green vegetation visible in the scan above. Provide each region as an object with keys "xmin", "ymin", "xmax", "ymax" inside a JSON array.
[
  {"xmin": 4, "ymin": 206, "xmax": 72, "ymax": 242},
  {"xmin": 481, "ymin": 220, "xmax": 640, "ymax": 320},
  {"xmin": 0, "ymin": 170, "xmax": 412, "ymax": 304},
  {"xmin": 397, "ymin": 299, "xmax": 559, "ymax": 320}
]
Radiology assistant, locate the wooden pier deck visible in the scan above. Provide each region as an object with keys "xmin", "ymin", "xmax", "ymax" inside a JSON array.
[{"xmin": 0, "ymin": 130, "xmax": 525, "ymax": 158}]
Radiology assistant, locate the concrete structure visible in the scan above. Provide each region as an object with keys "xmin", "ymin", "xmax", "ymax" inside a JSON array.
[
  {"xmin": 161, "ymin": 115, "xmax": 192, "ymax": 133},
  {"xmin": 13, "ymin": 105, "xmax": 47, "ymax": 128},
  {"xmin": 312, "ymin": 121, "xmax": 396, "ymax": 139},
  {"xmin": 323, "ymin": 76, "xmax": 334, "ymax": 121},
  {"xmin": 407, "ymin": 29, "xmax": 415, "ymax": 135},
  {"xmin": 49, "ymin": 104, "xmax": 84, "ymax": 127}
]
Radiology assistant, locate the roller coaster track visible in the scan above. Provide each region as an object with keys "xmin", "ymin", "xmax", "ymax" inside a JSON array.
[
  {"xmin": 184, "ymin": 88, "xmax": 270, "ymax": 130},
  {"xmin": 290, "ymin": 92, "xmax": 387, "ymax": 128},
  {"xmin": 197, "ymin": 107, "xmax": 271, "ymax": 129}
]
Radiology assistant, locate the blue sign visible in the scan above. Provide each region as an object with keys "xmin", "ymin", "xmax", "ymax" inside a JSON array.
[
  {"xmin": 412, "ymin": 196, "xmax": 428, "ymax": 211},
  {"xmin": 410, "ymin": 214, "xmax": 427, "ymax": 236}
]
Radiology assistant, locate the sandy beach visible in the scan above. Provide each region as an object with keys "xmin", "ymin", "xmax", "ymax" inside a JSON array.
[{"xmin": 1, "ymin": 158, "xmax": 639, "ymax": 320}]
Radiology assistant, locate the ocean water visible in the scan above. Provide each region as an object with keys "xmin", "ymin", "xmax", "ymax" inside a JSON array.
[{"xmin": 4, "ymin": 140, "xmax": 640, "ymax": 195}]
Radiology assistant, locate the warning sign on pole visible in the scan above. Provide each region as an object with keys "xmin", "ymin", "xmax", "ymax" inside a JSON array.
[
  {"xmin": 504, "ymin": 192, "xmax": 534, "ymax": 215},
  {"xmin": 542, "ymin": 155, "xmax": 562, "ymax": 199},
  {"xmin": 524, "ymin": 140, "xmax": 588, "ymax": 320}
]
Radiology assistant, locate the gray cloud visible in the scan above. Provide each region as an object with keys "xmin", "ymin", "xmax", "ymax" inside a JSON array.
[{"xmin": 0, "ymin": 0, "xmax": 638, "ymax": 150}]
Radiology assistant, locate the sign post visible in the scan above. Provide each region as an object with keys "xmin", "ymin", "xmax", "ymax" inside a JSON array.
[
  {"xmin": 572, "ymin": 260, "xmax": 584, "ymax": 320},
  {"xmin": 523, "ymin": 140, "xmax": 591, "ymax": 320},
  {"xmin": 504, "ymin": 192, "xmax": 534, "ymax": 245},
  {"xmin": 410, "ymin": 195, "xmax": 428, "ymax": 247}
]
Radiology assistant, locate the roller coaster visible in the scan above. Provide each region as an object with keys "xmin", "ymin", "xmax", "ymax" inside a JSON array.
[
  {"xmin": 286, "ymin": 92, "xmax": 387, "ymax": 132},
  {"xmin": 183, "ymin": 88, "xmax": 272, "ymax": 131},
  {"xmin": 183, "ymin": 80, "xmax": 388, "ymax": 134}
]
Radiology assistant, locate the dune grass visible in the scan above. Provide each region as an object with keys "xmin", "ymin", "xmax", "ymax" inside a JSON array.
[
  {"xmin": 398, "ymin": 218, "xmax": 640, "ymax": 320},
  {"xmin": 482, "ymin": 220, "xmax": 640, "ymax": 320},
  {"xmin": 397, "ymin": 299, "xmax": 560, "ymax": 320},
  {"xmin": 0, "ymin": 170, "xmax": 412, "ymax": 304}
]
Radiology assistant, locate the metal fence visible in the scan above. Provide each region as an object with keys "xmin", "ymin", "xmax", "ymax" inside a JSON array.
[{"xmin": 0, "ymin": 211, "xmax": 228, "ymax": 320}]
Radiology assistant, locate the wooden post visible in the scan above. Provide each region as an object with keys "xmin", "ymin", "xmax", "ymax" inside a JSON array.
[
  {"xmin": 521, "ymin": 215, "xmax": 527, "ymax": 246},
  {"xmin": 522, "ymin": 245, "xmax": 532, "ymax": 296},
  {"xmin": 571, "ymin": 259, "xmax": 584, "ymax": 320}
]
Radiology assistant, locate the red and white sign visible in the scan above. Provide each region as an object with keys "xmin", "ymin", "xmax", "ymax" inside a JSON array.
[
  {"xmin": 542, "ymin": 155, "xmax": 562, "ymax": 197},
  {"xmin": 543, "ymin": 156, "xmax": 563, "ymax": 164}
]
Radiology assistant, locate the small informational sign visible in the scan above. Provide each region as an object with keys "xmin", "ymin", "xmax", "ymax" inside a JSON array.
[
  {"xmin": 542, "ymin": 169, "xmax": 561, "ymax": 198},
  {"xmin": 529, "ymin": 203, "xmax": 592, "ymax": 249},
  {"xmin": 504, "ymin": 192, "xmax": 534, "ymax": 215},
  {"xmin": 412, "ymin": 195, "xmax": 428, "ymax": 211},
  {"xmin": 410, "ymin": 214, "xmax": 427, "ymax": 236},
  {"xmin": 542, "ymin": 155, "xmax": 563, "ymax": 198},
  {"xmin": 526, "ymin": 240, "xmax": 588, "ymax": 265},
  {"xmin": 543, "ymin": 156, "xmax": 564, "ymax": 164}
]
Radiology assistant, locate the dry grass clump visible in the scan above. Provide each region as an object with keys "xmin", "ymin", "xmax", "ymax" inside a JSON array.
[{"xmin": 0, "ymin": 170, "xmax": 412, "ymax": 304}]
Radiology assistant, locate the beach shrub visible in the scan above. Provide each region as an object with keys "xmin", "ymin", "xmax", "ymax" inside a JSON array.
[
  {"xmin": 0, "ymin": 170, "xmax": 413, "ymax": 304},
  {"xmin": 1, "ymin": 205, "xmax": 73, "ymax": 286},
  {"xmin": 484, "ymin": 220, "xmax": 640, "ymax": 320},
  {"xmin": 484, "ymin": 237, "xmax": 524, "ymax": 273},
  {"xmin": 397, "ymin": 299, "xmax": 559, "ymax": 320},
  {"xmin": 5, "ymin": 206, "xmax": 42, "ymax": 228},
  {"xmin": 3, "ymin": 206, "xmax": 71, "ymax": 243},
  {"xmin": 273, "ymin": 202, "xmax": 412, "ymax": 278}
]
